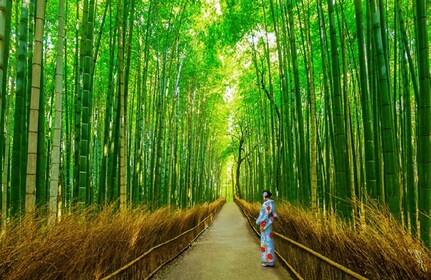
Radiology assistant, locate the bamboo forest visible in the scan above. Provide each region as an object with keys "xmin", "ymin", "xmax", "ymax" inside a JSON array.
[{"xmin": 0, "ymin": 0, "xmax": 430, "ymax": 279}]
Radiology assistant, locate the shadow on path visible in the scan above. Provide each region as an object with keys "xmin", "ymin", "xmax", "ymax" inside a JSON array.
[{"xmin": 153, "ymin": 202, "xmax": 293, "ymax": 280}]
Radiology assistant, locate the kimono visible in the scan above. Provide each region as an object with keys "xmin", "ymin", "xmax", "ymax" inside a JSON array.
[{"xmin": 256, "ymin": 199, "xmax": 276, "ymax": 266}]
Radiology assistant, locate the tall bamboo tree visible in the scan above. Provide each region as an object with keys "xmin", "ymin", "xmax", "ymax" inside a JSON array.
[
  {"xmin": 0, "ymin": 0, "xmax": 5, "ymax": 141},
  {"xmin": 99, "ymin": 1, "xmax": 117, "ymax": 205},
  {"xmin": 36, "ymin": 38, "xmax": 47, "ymax": 208},
  {"xmin": 1, "ymin": 102, "xmax": 9, "ymax": 228},
  {"xmin": 11, "ymin": 0, "xmax": 32, "ymax": 216},
  {"xmin": 277, "ymin": 0, "xmax": 295, "ymax": 202},
  {"xmin": 1, "ymin": 0, "xmax": 12, "ymax": 224},
  {"xmin": 49, "ymin": 0, "xmax": 65, "ymax": 222},
  {"xmin": 118, "ymin": 0, "xmax": 127, "ymax": 211},
  {"xmin": 354, "ymin": 0, "xmax": 377, "ymax": 201},
  {"xmin": 287, "ymin": 0, "xmax": 308, "ymax": 205},
  {"xmin": 78, "ymin": 0, "xmax": 95, "ymax": 205},
  {"xmin": 416, "ymin": 0, "xmax": 431, "ymax": 246},
  {"xmin": 299, "ymin": 0, "xmax": 317, "ymax": 210},
  {"xmin": 370, "ymin": 0, "xmax": 401, "ymax": 220},
  {"xmin": 0, "ymin": 0, "xmax": 6, "ymax": 217},
  {"xmin": 72, "ymin": 0, "xmax": 81, "ymax": 202},
  {"xmin": 317, "ymin": 0, "xmax": 335, "ymax": 211},
  {"xmin": 327, "ymin": 0, "xmax": 350, "ymax": 218},
  {"xmin": 339, "ymin": 1, "xmax": 357, "ymax": 221},
  {"xmin": 396, "ymin": 0, "xmax": 418, "ymax": 237},
  {"xmin": 26, "ymin": 0, "xmax": 46, "ymax": 214}
]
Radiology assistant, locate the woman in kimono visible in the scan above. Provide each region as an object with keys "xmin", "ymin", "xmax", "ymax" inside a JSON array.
[{"xmin": 256, "ymin": 190, "xmax": 277, "ymax": 267}]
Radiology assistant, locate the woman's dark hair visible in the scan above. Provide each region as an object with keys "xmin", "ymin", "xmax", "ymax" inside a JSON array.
[{"xmin": 262, "ymin": 190, "xmax": 272, "ymax": 198}]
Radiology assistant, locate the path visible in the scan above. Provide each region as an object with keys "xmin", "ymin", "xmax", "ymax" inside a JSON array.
[{"xmin": 153, "ymin": 202, "xmax": 292, "ymax": 280}]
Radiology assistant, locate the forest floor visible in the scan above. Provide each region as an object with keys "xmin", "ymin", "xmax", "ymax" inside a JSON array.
[{"xmin": 153, "ymin": 202, "xmax": 292, "ymax": 280}]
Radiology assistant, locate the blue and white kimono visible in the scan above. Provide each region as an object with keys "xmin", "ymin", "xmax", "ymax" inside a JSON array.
[{"xmin": 256, "ymin": 199, "xmax": 276, "ymax": 266}]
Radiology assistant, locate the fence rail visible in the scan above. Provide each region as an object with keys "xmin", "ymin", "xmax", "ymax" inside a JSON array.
[
  {"xmin": 235, "ymin": 198, "xmax": 368, "ymax": 280},
  {"xmin": 100, "ymin": 202, "xmax": 224, "ymax": 280}
]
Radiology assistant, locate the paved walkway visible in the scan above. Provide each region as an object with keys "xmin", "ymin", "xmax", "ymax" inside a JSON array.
[{"xmin": 153, "ymin": 202, "xmax": 292, "ymax": 280}]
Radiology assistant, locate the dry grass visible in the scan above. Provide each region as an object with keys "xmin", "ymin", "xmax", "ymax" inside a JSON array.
[
  {"xmin": 0, "ymin": 199, "xmax": 225, "ymax": 280},
  {"xmin": 236, "ymin": 198, "xmax": 431, "ymax": 279}
]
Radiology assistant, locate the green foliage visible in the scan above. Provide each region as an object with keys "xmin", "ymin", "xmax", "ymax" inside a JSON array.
[
  {"xmin": 1, "ymin": 0, "xmax": 430, "ymax": 249},
  {"xmin": 218, "ymin": 0, "xmax": 259, "ymax": 46}
]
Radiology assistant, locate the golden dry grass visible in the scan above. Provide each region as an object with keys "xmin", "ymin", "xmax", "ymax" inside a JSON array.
[
  {"xmin": 235, "ymin": 197, "xmax": 431, "ymax": 279},
  {"xmin": 0, "ymin": 199, "xmax": 225, "ymax": 280}
]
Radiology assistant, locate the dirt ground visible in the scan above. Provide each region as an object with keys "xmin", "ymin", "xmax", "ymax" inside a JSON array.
[{"xmin": 153, "ymin": 202, "xmax": 293, "ymax": 280}]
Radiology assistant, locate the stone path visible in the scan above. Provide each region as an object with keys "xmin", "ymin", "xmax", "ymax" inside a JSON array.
[{"xmin": 153, "ymin": 202, "xmax": 292, "ymax": 280}]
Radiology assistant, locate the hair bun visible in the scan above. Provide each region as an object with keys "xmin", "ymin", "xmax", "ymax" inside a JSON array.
[{"xmin": 263, "ymin": 190, "xmax": 272, "ymax": 198}]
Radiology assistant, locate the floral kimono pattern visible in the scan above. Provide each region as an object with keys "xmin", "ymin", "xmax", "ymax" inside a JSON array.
[{"xmin": 256, "ymin": 199, "xmax": 276, "ymax": 265}]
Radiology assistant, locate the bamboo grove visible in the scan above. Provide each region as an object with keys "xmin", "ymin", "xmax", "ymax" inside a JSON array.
[
  {"xmin": 219, "ymin": 0, "xmax": 430, "ymax": 246},
  {"xmin": 0, "ymin": 0, "xmax": 231, "ymax": 222},
  {"xmin": 0, "ymin": 0, "xmax": 430, "ymax": 245}
]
